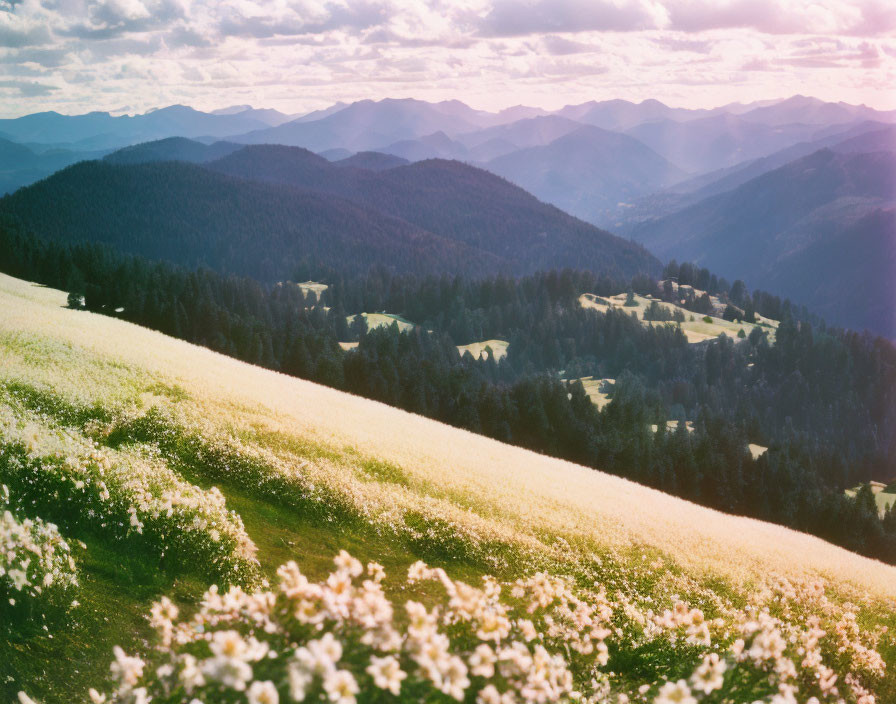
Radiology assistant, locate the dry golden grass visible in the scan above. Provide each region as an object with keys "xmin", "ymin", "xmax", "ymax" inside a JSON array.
[
  {"xmin": 297, "ymin": 281, "xmax": 329, "ymax": 297},
  {"xmin": 349, "ymin": 312, "xmax": 415, "ymax": 333},
  {"xmin": 649, "ymin": 420, "xmax": 695, "ymax": 433},
  {"xmin": 3, "ymin": 274, "xmax": 896, "ymax": 603},
  {"xmin": 748, "ymin": 443, "xmax": 769, "ymax": 460},
  {"xmin": 845, "ymin": 482, "xmax": 896, "ymax": 516},
  {"xmin": 456, "ymin": 339, "xmax": 509, "ymax": 361},
  {"xmin": 578, "ymin": 292, "xmax": 775, "ymax": 343},
  {"xmin": 575, "ymin": 376, "xmax": 615, "ymax": 410}
]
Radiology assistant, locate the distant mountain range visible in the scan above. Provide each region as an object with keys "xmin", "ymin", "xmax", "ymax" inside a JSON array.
[
  {"xmin": 605, "ymin": 122, "xmax": 896, "ymax": 229},
  {"xmin": 0, "ymin": 137, "xmax": 109, "ymax": 195},
  {"xmin": 484, "ymin": 125, "xmax": 686, "ymax": 226},
  {"xmin": 624, "ymin": 113, "xmax": 826, "ymax": 173},
  {"xmin": 2, "ymin": 95, "xmax": 894, "ymax": 208},
  {"xmin": 0, "ymin": 143, "xmax": 659, "ymax": 282},
  {"xmin": 102, "ymin": 137, "xmax": 243, "ymax": 165},
  {"xmin": 4, "ymin": 94, "xmax": 892, "ymax": 165},
  {"xmin": 0, "ymin": 104, "xmax": 290, "ymax": 151},
  {"xmin": 1, "ymin": 94, "xmax": 893, "ymax": 338}
]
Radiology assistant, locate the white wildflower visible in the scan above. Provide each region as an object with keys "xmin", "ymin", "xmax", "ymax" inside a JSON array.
[
  {"xmin": 367, "ymin": 655, "xmax": 406, "ymax": 695},
  {"xmin": 247, "ymin": 680, "xmax": 279, "ymax": 704}
]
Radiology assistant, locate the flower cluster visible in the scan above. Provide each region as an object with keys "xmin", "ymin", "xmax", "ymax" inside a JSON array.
[
  {"xmin": 0, "ymin": 401, "xmax": 261, "ymax": 587},
  {"xmin": 0, "ymin": 483, "xmax": 78, "ymax": 618},
  {"xmin": 83, "ymin": 551, "xmax": 889, "ymax": 704}
]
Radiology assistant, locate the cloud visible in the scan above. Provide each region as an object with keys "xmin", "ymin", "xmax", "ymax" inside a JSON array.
[
  {"xmin": 477, "ymin": 0, "xmax": 896, "ymax": 38},
  {"xmin": 6, "ymin": 46, "xmax": 71, "ymax": 67},
  {"xmin": 777, "ymin": 37, "xmax": 883, "ymax": 69},
  {"xmin": 216, "ymin": 1, "xmax": 391, "ymax": 39},
  {"xmin": 58, "ymin": 0, "xmax": 186, "ymax": 40},
  {"xmin": 479, "ymin": 0, "xmax": 664, "ymax": 36},
  {"xmin": 666, "ymin": 0, "xmax": 896, "ymax": 37},
  {"xmin": 0, "ymin": 78, "xmax": 58, "ymax": 95},
  {"xmin": 541, "ymin": 35, "xmax": 596, "ymax": 55},
  {"xmin": 0, "ymin": 9, "xmax": 51, "ymax": 47},
  {"xmin": 651, "ymin": 35, "xmax": 714, "ymax": 53},
  {"xmin": 740, "ymin": 57, "xmax": 774, "ymax": 71},
  {"xmin": 0, "ymin": 0, "xmax": 894, "ymax": 117},
  {"xmin": 163, "ymin": 24, "xmax": 211, "ymax": 48}
]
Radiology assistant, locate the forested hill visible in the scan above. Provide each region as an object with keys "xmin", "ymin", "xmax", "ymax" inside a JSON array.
[
  {"xmin": 102, "ymin": 136, "xmax": 242, "ymax": 165},
  {"xmin": 208, "ymin": 144, "xmax": 659, "ymax": 276},
  {"xmin": 0, "ymin": 160, "xmax": 501, "ymax": 280},
  {"xmin": 1, "ymin": 141, "xmax": 660, "ymax": 281}
]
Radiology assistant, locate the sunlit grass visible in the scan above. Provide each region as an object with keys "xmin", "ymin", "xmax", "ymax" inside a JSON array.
[{"xmin": 2, "ymin": 272, "xmax": 896, "ymax": 702}]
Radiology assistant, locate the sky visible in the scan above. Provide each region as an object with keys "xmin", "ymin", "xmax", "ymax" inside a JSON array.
[{"xmin": 1, "ymin": 0, "xmax": 895, "ymax": 118}]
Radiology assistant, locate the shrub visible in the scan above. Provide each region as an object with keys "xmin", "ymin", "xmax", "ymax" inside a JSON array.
[
  {"xmin": 0, "ymin": 403, "xmax": 261, "ymax": 588},
  {"xmin": 1, "ymin": 484, "xmax": 78, "ymax": 630}
]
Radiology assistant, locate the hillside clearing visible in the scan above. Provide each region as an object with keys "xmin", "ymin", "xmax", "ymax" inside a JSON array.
[
  {"xmin": 574, "ymin": 376, "xmax": 615, "ymax": 409},
  {"xmin": 579, "ymin": 292, "xmax": 776, "ymax": 343},
  {"xmin": 650, "ymin": 420, "xmax": 695, "ymax": 433},
  {"xmin": 456, "ymin": 339, "xmax": 509, "ymax": 361},
  {"xmin": 297, "ymin": 280, "xmax": 329, "ymax": 299},
  {"xmin": 845, "ymin": 481, "xmax": 896, "ymax": 516},
  {"xmin": 749, "ymin": 443, "xmax": 769, "ymax": 459},
  {"xmin": 349, "ymin": 312, "xmax": 415, "ymax": 332}
]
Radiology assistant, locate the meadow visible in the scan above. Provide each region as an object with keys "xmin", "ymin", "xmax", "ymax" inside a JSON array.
[
  {"xmin": 2, "ymin": 273, "xmax": 895, "ymax": 704},
  {"xmin": 570, "ymin": 376, "xmax": 615, "ymax": 410},
  {"xmin": 456, "ymin": 340, "xmax": 509, "ymax": 362},
  {"xmin": 348, "ymin": 312, "xmax": 416, "ymax": 333},
  {"xmin": 578, "ymin": 292, "xmax": 776, "ymax": 343},
  {"xmin": 845, "ymin": 482, "xmax": 896, "ymax": 517}
]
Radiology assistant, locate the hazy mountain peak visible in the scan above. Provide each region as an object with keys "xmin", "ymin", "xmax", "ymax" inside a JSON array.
[{"xmin": 211, "ymin": 105, "xmax": 255, "ymax": 115}]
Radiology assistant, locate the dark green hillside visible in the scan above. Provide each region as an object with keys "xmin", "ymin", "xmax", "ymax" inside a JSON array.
[
  {"xmin": 761, "ymin": 207, "xmax": 896, "ymax": 338},
  {"xmin": 207, "ymin": 144, "xmax": 661, "ymax": 277},
  {"xmin": 103, "ymin": 137, "xmax": 242, "ymax": 165},
  {"xmin": 2, "ymin": 144, "xmax": 659, "ymax": 281},
  {"xmin": 0, "ymin": 160, "xmax": 501, "ymax": 280},
  {"xmin": 2, "ymin": 217, "xmax": 895, "ymax": 565},
  {"xmin": 334, "ymin": 150, "xmax": 409, "ymax": 170}
]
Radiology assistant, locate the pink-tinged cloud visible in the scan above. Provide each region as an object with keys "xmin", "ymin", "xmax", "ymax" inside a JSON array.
[{"xmin": 479, "ymin": 0, "xmax": 663, "ymax": 35}]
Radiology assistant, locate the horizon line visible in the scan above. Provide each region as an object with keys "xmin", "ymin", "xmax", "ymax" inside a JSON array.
[{"xmin": 2, "ymin": 93, "xmax": 894, "ymax": 122}]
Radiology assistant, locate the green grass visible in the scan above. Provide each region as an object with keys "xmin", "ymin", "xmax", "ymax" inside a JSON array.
[
  {"xmin": 2, "ymin": 523, "xmax": 208, "ymax": 703},
  {"xmin": 0, "ymin": 382, "xmax": 520, "ymax": 703}
]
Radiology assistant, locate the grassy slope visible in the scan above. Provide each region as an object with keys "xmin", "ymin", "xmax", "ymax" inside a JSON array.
[
  {"xmin": 456, "ymin": 339, "xmax": 509, "ymax": 361},
  {"xmin": 2, "ymin": 273, "xmax": 896, "ymax": 700},
  {"xmin": 579, "ymin": 292, "xmax": 776, "ymax": 343},
  {"xmin": 350, "ymin": 312, "xmax": 416, "ymax": 333}
]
